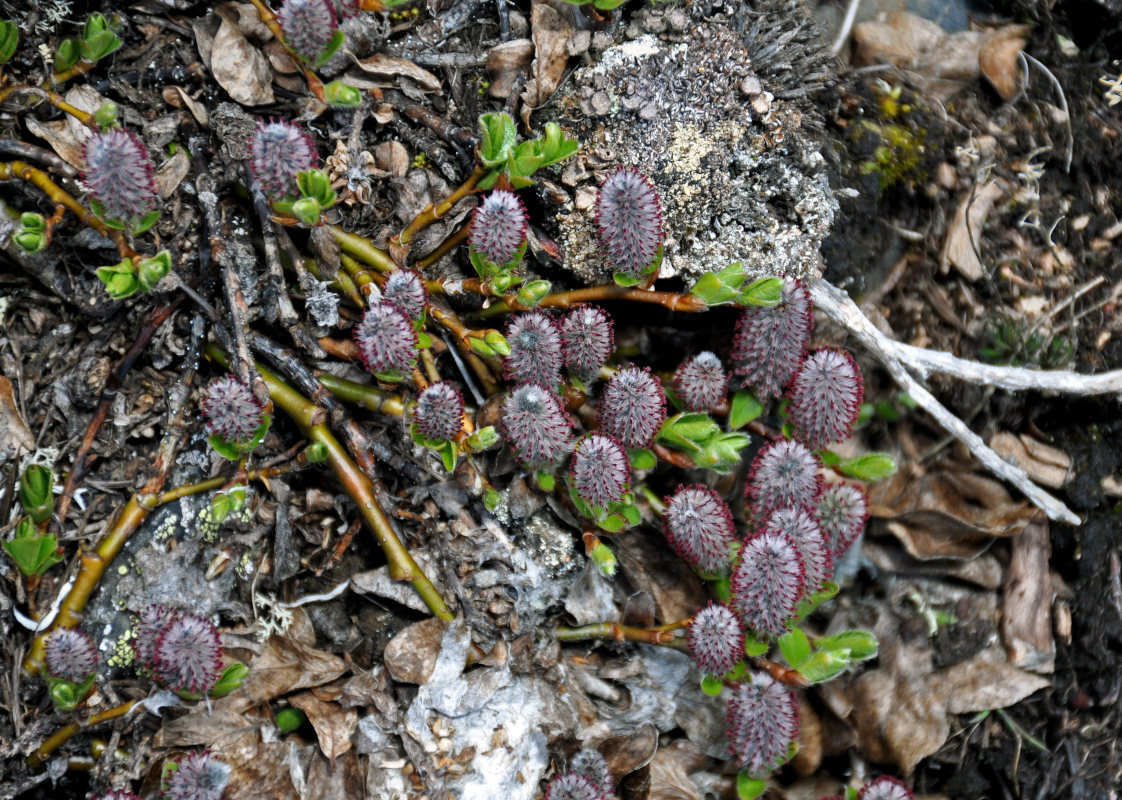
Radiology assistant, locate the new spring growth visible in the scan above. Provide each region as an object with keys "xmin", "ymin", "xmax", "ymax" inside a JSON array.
[
  {"xmin": 200, "ymin": 375, "xmax": 270, "ymax": 458},
  {"xmin": 82, "ymin": 128, "xmax": 159, "ymax": 225},
  {"xmin": 278, "ymin": 0, "xmax": 344, "ymax": 65},
  {"xmin": 505, "ymin": 310, "xmax": 563, "ymax": 388},
  {"xmin": 414, "ymin": 382, "xmax": 464, "ymax": 442},
  {"xmin": 136, "ymin": 606, "xmax": 223, "ymax": 696},
  {"xmin": 469, "ymin": 189, "xmax": 529, "ymax": 286},
  {"xmin": 501, "ymin": 384, "xmax": 572, "ymax": 468},
  {"xmin": 663, "ymin": 484, "xmax": 736, "ymax": 575},
  {"xmin": 816, "ymin": 483, "xmax": 869, "ymax": 560},
  {"xmin": 596, "ymin": 167, "xmax": 663, "ymax": 283},
  {"xmin": 726, "ymin": 672, "xmax": 800, "ymax": 779},
  {"xmin": 382, "ymin": 269, "xmax": 427, "ymax": 321},
  {"xmin": 569, "ymin": 433, "xmax": 630, "ymax": 508},
  {"xmin": 762, "ymin": 507, "xmax": 832, "ymax": 595},
  {"xmin": 2, "ymin": 465, "xmax": 64, "ymax": 579},
  {"xmin": 599, "ymin": 366, "xmax": 666, "ymax": 450},
  {"xmin": 353, "ymin": 302, "xmax": 419, "ymax": 379},
  {"xmin": 731, "ymin": 530, "xmax": 806, "ymax": 637},
  {"xmin": 44, "ymin": 628, "xmax": 98, "ymax": 710},
  {"xmin": 786, "ymin": 347, "xmax": 865, "ymax": 450},
  {"xmin": 560, "ymin": 305, "xmax": 614, "ymax": 385},
  {"xmin": 730, "ymin": 279, "xmax": 813, "ymax": 400},
  {"xmin": 251, "ymin": 119, "xmax": 318, "ymax": 200},
  {"xmin": 674, "ymin": 351, "xmax": 727, "ymax": 412},
  {"xmin": 745, "ymin": 438, "xmax": 823, "ymax": 522},
  {"xmin": 160, "ymin": 749, "xmax": 231, "ymax": 800}
]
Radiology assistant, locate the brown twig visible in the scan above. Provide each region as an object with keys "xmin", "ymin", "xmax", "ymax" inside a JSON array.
[
  {"xmin": 479, "ymin": 283, "xmax": 708, "ymax": 317},
  {"xmin": 553, "ymin": 621, "xmax": 688, "ymax": 650},
  {"xmin": 27, "ymin": 699, "xmax": 139, "ymax": 768},
  {"xmin": 391, "ymin": 164, "xmax": 488, "ymax": 249}
]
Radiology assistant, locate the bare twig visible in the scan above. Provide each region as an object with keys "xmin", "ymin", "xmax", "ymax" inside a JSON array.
[{"xmin": 812, "ymin": 280, "xmax": 1081, "ymax": 526}]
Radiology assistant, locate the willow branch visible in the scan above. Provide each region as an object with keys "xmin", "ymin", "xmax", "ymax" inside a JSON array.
[
  {"xmin": 477, "ymin": 283, "xmax": 709, "ymax": 317},
  {"xmin": 554, "ymin": 622, "xmax": 688, "ymax": 650},
  {"xmin": 0, "ymin": 85, "xmax": 93, "ymax": 124},
  {"xmin": 391, "ymin": 165, "xmax": 488, "ymax": 249},
  {"xmin": 27, "ymin": 699, "xmax": 139, "ymax": 768}
]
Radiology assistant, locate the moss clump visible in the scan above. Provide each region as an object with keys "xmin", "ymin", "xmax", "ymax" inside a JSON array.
[{"xmin": 855, "ymin": 120, "xmax": 927, "ymax": 192}]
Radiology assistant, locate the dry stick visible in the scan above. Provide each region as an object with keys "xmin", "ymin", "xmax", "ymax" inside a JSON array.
[
  {"xmin": 24, "ymin": 359, "xmax": 198, "ymax": 675},
  {"xmin": 553, "ymin": 622, "xmax": 688, "ymax": 650},
  {"xmin": 0, "ymin": 161, "xmax": 137, "ymax": 259},
  {"xmin": 53, "ymin": 296, "xmax": 184, "ymax": 534},
  {"xmin": 477, "ymin": 283, "xmax": 709, "ymax": 317},
  {"xmin": 811, "ymin": 279, "xmax": 1081, "ymax": 526},
  {"xmin": 245, "ymin": 0, "xmax": 326, "ymax": 101},
  {"xmin": 27, "ymin": 698, "xmax": 139, "ymax": 768},
  {"xmin": 197, "ymin": 174, "xmax": 264, "ymax": 403},
  {"xmin": 0, "ymin": 85, "xmax": 94, "ymax": 124},
  {"xmin": 206, "ymin": 344, "xmax": 453, "ymax": 620}
]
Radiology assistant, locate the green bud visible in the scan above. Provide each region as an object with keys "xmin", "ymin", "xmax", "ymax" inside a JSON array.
[
  {"xmin": 13, "ymin": 231, "xmax": 45, "ymax": 253},
  {"xmin": 209, "ymin": 661, "xmax": 249, "ymax": 698},
  {"xmin": 468, "ymin": 336, "xmax": 495, "ymax": 357},
  {"xmin": 55, "ymin": 38, "xmax": 80, "ymax": 72},
  {"xmin": 489, "ymin": 272, "xmax": 518, "ymax": 293},
  {"xmin": 275, "ymin": 708, "xmax": 307, "ymax": 734},
  {"xmin": 46, "ymin": 674, "xmax": 96, "ymax": 711},
  {"xmin": 19, "ymin": 212, "xmax": 45, "ymax": 233},
  {"xmin": 465, "ymin": 426, "xmax": 499, "ymax": 452},
  {"xmin": 589, "ymin": 542, "xmax": 617, "ymax": 576},
  {"xmin": 137, "ymin": 250, "xmax": 171, "ymax": 291},
  {"xmin": 20, "ymin": 465, "xmax": 55, "ymax": 524},
  {"xmin": 93, "ymin": 101, "xmax": 119, "ymax": 130},
  {"xmin": 483, "ymin": 488, "xmax": 502, "ymax": 511},
  {"xmin": 483, "ymin": 330, "xmax": 510, "ymax": 356},
  {"xmin": 291, "ymin": 196, "xmax": 323, "ymax": 226},
  {"xmin": 96, "ymin": 261, "xmax": 140, "ymax": 300},
  {"xmin": 83, "ymin": 12, "xmax": 110, "ymax": 39},
  {"xmin": 323, "ymin": 80, "xmax": 362, "ymax": 108},
  {"xmin": 303, "ymin": 442, "xmax": 329, "ymax": 463},
  {"xmin": 515, "ymin": 279, "xmax": 551, "ymax": 307},
  {"xmin": 296, "ymin": 169, "xmax": 336, "ymax": 206}
]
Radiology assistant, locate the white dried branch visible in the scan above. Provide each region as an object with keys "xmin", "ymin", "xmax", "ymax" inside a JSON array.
[{"xmin": 811, "ymin": 279, "xmax": 1082, "ymax": 526}]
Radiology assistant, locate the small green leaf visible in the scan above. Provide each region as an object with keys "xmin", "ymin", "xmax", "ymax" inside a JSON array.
[
  {"xmin": 19, "ymin": 212, "xmax": 45, "ymax": 233},
  {"xmin": 468, "ymin": 336, "xmax": 495, "ymax": 357},
  {"xmin": 324, "ymin": 79, "xmax": 362, "ymax": 107},
  {"xmin": 416, "ymin": 331, "xmax": 433, "ymax": 349},
  {"xmin": 373, "ymin": 369, "xmax": 405, "ymax": 383},
  {"xmin": 483, "ymin": 488, "xmax": 502, "ymax": 511},
  {"xmin": 0, "ymin": 19, "xmax": 19, "ymax": 66},
  {"xmin": 466, "ymin": 426, "xmax": 499, "ymax": 452},
  {"xmin": 657, "ymin": 412, "xmax": 719, "ymax": 451},
  {"xmin": 612, "ymin": 271, "xmax": 642, "ymax": 287},
  {"xmin": 20, "ymin": 464, "xmax": 55, "ymax": 517},
  {"xmin": 92, "ymin": 101, "xmax": 119, "ymax": 130},
  {"xmin": 535, "ymin": 470, "xmax": 555, "ymax": 492},
  {"xmin": 538, "ymin": 122, "xmax": 579, "ymax": 167},
  {"xmin": 209, "ymin": 661, "xmax": 249, "ymax": 698},
  {"xmin": 700, "ymin": 674, "xmax": 724, "ymax": 697},
  {"xmin": 315, "ymin": 29, "xmax": 346, "ymax": 66},
  {"xmin": 837, "ymin": 452, "xmax": 897, "ymax": 482},
  {"xmin": 778, "ymin": 628, "xmax": 811, "ymax": 668},
  {"xmin": 13, "ymin": 231, "xmax": 45, "ymax": 253},
  {"xmin": 483, "ymin": 330, "xmax": 510, "ymax": 356},
  {"xmin": 736, "ymin": 774, "xmax": 767, "ymax": 800},
  {"xmin": 292, "ymin": 197, "xmax": 322, "ymax": 225},
  {"xmin": 478, "ymin": 112, "xmax": 517, "ymax": 168},
  {"xmin": 80, "ymin": 29, "xmax": 121, "ymax": 62},
  {"xmin": 96, "ymin": 261, "xmax": 140, "ymax": 300},
  {"xmin": 275, "ymin": 707, "xmax": 307, "ymax": 734},
  {"xmin": 743, "ymin": 631, "xmax": 770, "ymax": 658},
  {"xmin": 137, "ymin": 250, "xmax": 171, "ymax": 291},
  {"xmin": 691, "ymin": 431, "xmax": 751, "ymax": 473},
  {"xmin": 793, "ymin": 580, "xmax": 839, "ymax": 620},
  {"xmin": 629, "ymin": 447, "xmax": 656, "ymax": 470},
  {"xmin": 597, "ymin": 513, "xmax": 626, "ymax": 533},
  {"xmin": 55, "ymin": 38, "xmax": 80, "ymax": 72},
  {"xmin": 132, "ymin": 209, "xmax": 161, "ymax": 236},
  {"xmin": 728, "ymin": 390, "xmax": 763, "ymax": 430},
  {"xmin": 45, "ymin": 674, "xmax": 95, "ymax": 710},
  {"xmin": 795, "ymin": 650, "xmax": 848, "ymax": 684},
  {"xmin": 2, "ymin": 528, "xmax": 64, "ymax": 579},
  {"xmin": 620, "ymin": 501, "xmax": 641, "ymax": 526},
  {"xmin": 438, "ymin": 441, "xmax": 459, "ymax": 472},
  {"xmin": 819, "ymin": 449, "xmax": 841, "ymax": 467},
  {"xmin": 208, "ymin": 433, "xmax": 243, "ymax": 461},
  {"xmin": 817, "ymin": 630, "xmax": 878, "ymax": 661},
  {"xmin": 590, "ymin": 541, "xmax": 617, "ymax": 575},
  {"xmin": 738, "ymin": 276, "xmax": 783, "ymax": 307},
  {"xmin": 303, "ymin": 442, "xmax": 329, "ymax": 463},
  {"xmin": 515, "ymin": 279, "xmax": 552, "ymax": 307},
  {"xmin": 83, "ymin": 12, "xmax": 110, "ymax": 39}
]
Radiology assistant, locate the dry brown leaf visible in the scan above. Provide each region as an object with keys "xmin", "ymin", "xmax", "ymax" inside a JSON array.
[
  {"xmin": 171, "ymin": 86, "xmax": 209, "ymax": 127},
  {"xmin": 304, "ymin": 749, "xmax": 365, "ymax": 800},
  {"xmin": 616, "ymin": 530, "xmax": 705, "ymax": 624},
  {"xmin": 353, "ymin": 53, "xmax": 441, "ymax": 93},
  {"xmin": 241, "ymin": 635, "xmax": 347, "ymax": 703},
  {"xmin": 853, "ymin": 12, "xmax": 945, "ymax": 67},
  {"xmin": 979, "ymin": 26, "xmax": 1030, "ymax": 100},
  {"xmin": 1001, "ymin": 515, "xmax": 1054, "ymax": 671},
  {"xmin": 989, "ymin": 432, "xmax": 1071, "ymax": 489},
  {"xmin": 289, "ymin": 691, "xmax": 359, "ymax": 764},
  {"xmin": 932, "ymin": 649, "xmax": 1051, "ymax": 713},
  {"xmin": 850, "ymin": 667, "xmax": 949, "ymax": 774},
  {"xmin": 600, "ymin": 723, "xmax": 658, "ymax": 782},
  {"xmin": 383, "ymin": 617, "xmax": 446, "ymax": 684},
  {"xmin": 208, "ymin": 16, "xmax": 275, "ymax": 106},
  {"xmin": 0, "ymin": 375, "xmax": 34, "ymax": 464},
  {"xmin": 373, "ymin": 141, "xmax": 409, "ymax": 177},
  {"xmin": 790, "ymin": 694, "xmax": 823, "ymax": 777},
  {"xmin": 224, "ymin": 741, "xmax": 304, "ymax": 800},
  {"xmin": 940, "ymin": 179, "xmax": 1009, "ymax": 280},
  {"xmin": 521, "ymin": 2, "xmax": 573, "ymax": 120},
  {"xmin": 648, "ymin": 745, "xmax": 703, "ymax": 800},
  {"xmin": 24, "ymin": 86, "xmax": 105, "ymax": 169},
  {"xmin": 487, "ymin": 38, "xmax": 534, "ymax": 99},
  {"xmin": 155, "ymin": 149, "xmax": 190, "ymax": 199}
]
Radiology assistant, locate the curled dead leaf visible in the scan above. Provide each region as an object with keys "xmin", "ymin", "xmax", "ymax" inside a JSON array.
[
  {"xmin": 353, "ymin": 53, "xmax": 441, "ymax": 93},
  {"xmin": 521, "ymin": 2, "xmax": 573, "ymax": 120},
  {"xmin": 207, "ymin": 15, "xmax": 275, "ymax": 106},
  {"xmin": 289, "ymin": 691, "xmax": 359, "ymax": 764},
  {"xmin": 487, "ymin": 38, "xmax": 534, "ymax": 99},
  {"xmin": 979, "ymin": 26, "xmax": 1031, "ymax": 101}
]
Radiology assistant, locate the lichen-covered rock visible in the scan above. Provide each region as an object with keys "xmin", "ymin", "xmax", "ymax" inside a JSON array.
[{"xmin": 544, "ymin": 6, "xmax": 836, "ymax": 286}]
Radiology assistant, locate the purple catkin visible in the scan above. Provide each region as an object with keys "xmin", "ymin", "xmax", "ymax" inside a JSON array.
[
  {"xmin": 45, "ymin": 628, "xmax": 98, "ymax": 683},
  {"xmin": 858, "ymin": 776, "xmax": 915, "ymax": 800},
  {"xmin": 598, "ymin": 366, "xmax": 666, "ymax": 450},
  {"xmin": 787, "ymin": 347, "xmax": 864, "ymax": 450},
  {"xmin": 726, "ymin": 673, "xmax": 800, "ymax": 778},
  {"xmin": 663, "ymin": 484, "xmax": 736, "ymax": 574},
  {"xmin": 569, "ymin": 434, "xmax": 629, "ymax": 508},
  {"xmin": 761, "ymin": 506, "xmax": 833, "ymax": 595},
  {"xmin": 470, "ymin": 190, "xmax": 528, "ymax": 265},
  {"xmin": 152, "ymin": 612, "xmax": 222, "ymax": 695},
  {"xmin": 382, "ymin": 269, "xmax": 427, "ymax": 321},
  {"xmin": 353, "ymin": 302, "xmax": 418, "ymax": 374},
  {"xmin": 745, "ymin": 439, "xmax": 822, "ymax": 521},
  {"xmin": 501, "ymin": 385, "xmax": 572, "ymax": 468},
  {"xmin": 560, "ymin": 305, "xmax": 614, "ymax": 383},
  {"xmin": 545, "ymin": 772, "xmax": 605, "ymax": 800},
  {"xmin": 82, "ymin": 129, "xmax": 158, "ymax": 220},
  {"xmin": 688, "ymin": 602, "xmax": 746, "ymax": 677},
  {"xmin": 414, "ymin": 382, "xmax": 464, "ymax": 442},
  {"xmin": 277, "ymin": 0, "xmax": 338, "ymax": 62},
  {"xmin": 135, "ymin": 604, "xmax": 176, "ymax": 672},
  {"xmin": 730, "ymin": 531, "xmax": 805, "ymax": 637},
  {"xmin": 568, "ymin": 749, "xmax": 613, "ymax": 796},
  {"xmin": 674, "ymin": 351, "xmax": 727, "ymax": 411},
  {"xmin": 161, "ymin": 750, "xmax": 230, "ymax": 800},
  {"xmin": 729, "ymin": 279, "xmax": 812, "ymax": 400},
  {"xmin": 249, "ymin": 119, "xmax": 317, "ymax": 199},
  {"xmin": 505, "ymin": 311, "xmax": 563, "ymax": 388},
  {"xmin": 596, "ymin": 168, "xmax": 663, "ymax": 277},
  {"xmin": 817, "ymin": 482, "xmax": 869, "ymax": 560},
  {"xmin": 200, "ymin": 376, "xmax": 265, "ymax": 443}
]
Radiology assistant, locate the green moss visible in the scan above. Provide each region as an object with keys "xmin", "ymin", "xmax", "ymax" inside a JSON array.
[{"xmin": 856, "ymin": 120, "xmax": 926, "ymax": 192}]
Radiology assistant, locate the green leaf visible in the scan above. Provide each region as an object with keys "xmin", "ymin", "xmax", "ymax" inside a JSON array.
[
  {"xmin": 793, "ymin": 580, "xmax": 839, "ymax": 620},
  {"xmin": 92, "ymin": 100, "xmax": 119, "ymax": 130},
  {"xmin": 275, "ymin": 707, "xmax": 307, "ymax": 734},
  {"xmin": 478, "ymin": 112, "xmax": 517, "ymax": 168},
  {"xmin": 592, "ymin": 0, "xmax": 628, "ymax": 8},
  {"xmin": 13, "ymin": 231, "xmax": 45, "ymax": 253},
  {"xmin": 483, "ymin": 488, "xmax": 502, "ymax": 511},
  {"xmin": 819, "ymin": 449, "xmax": 841, "ymax": 467},
  {"xmin": 794, "ymin": 650, "xmax": 849, "ymax": 684},
  {"xmin": 743, "ymin": 631, "xmax": 769, "ymax": 658},
  {"xmin": 209, "ymin": 661, "xmax": 249, "ymax": 698},
  {"xmin": 303, "ymin": 442, "xmax": 329, "ymax": 463},
  {"xmin": 612, "ymin": 271, "xmax": 642, "ymax": 287},
  {"xmin": 96, "ymin": 261, "xmax": 140, "ymax": 300},
  {"xmin": 728, "ymin": 390, "xmax": 763, "ymax": 430},
  {"xmin": 837, "ymin": 452, "xmax": 897, "ymax": 482},
  {"xmin": 20, "ymin": 465, "xmax": 55, "ymax": 523},
  {"xmin": 538, "ymin": 122, "xmax": 579, "ymax": 167},
  {"xmin": 438, "ymin": 441, "xmax": 459, "ymax": 472},
  {"xmin": 738, "ymin": 276, "xmax": 783, "ymax": 307},
  {"xmin": 508, "ymin": 140, "xmax": 546, "ymax": 182},
  {"xmin": 208, "ymin": 433, "xmax": 243, "ymax": 461},
  {"xmin": 3, "ymin": 529, "xmax": 63, "ymax": 578},
  {"xmin": 515, "ymin": 279, "xmax": 552, "ymax": 307},
  {"xmin": 691, "ymin": 431, "xmax": 751, "ymax": 473},
  {"xmin": 476, "ymin": 169, "xmax": 500, "ymax": 191},
  {"xmin": 689, "ymin": 262, "xmax": 747, "ymax": 306},
  {"xmin": 483, "ymin": 330, "xmax": 510, "ymax": 356},
  {"xmin": 712, "ymin": 574, "xmax": 732, "ymax": 603},
  {"xmin": 315, "ymin": 29, "xmax": 346, "ymax": 65},
  {"xmin": 597, "ymin": 514, "xmax": 626, "ymax": 533},
  {"xmin": 292, "ymin": 197, "xmax": 322, "ymax": 226},
  {"xmin": 416, "ymin": 331, "xmax": 434, "ymax": 349},
  {"xmin": 736, "ymin": 774, "xmax": 767, "ymax": 800},
  {"xmin": 535, "ymin": 470, "xmax": 555, "ymax": 492},
  {"xmin": 323, "ymin": 79, "xmax": 362, "ymax": 106},
  {"xmin": 590, "ymin": 541, "xmax": 617, "ymax": 575},
  {"xmin": 83, "ymin": 12, "xmax": 110, "ymax": 39},
  {"xmin": 466, "ymin": 426, "xmax": 499, "ymax": 452},
  {"xmin": 468, "ymin": 336, "xmax": 495, "ymax": 357},
  {"xmin": 45, "ymin": 674, "xmax": 95, "ymax": 710},
  {"xmin": 373, "ymin": 369, "xmax": 405, "ymax": 383},
  {"xmin": 778, "ymin": 629, "xmax": 811, "ymax": 668},
  {"xmin": 19, "ymin": 212, "xmax": 45, "ymax": 233},
  {"xmin": 132, "ymin": 209, "xmax": 161, "ymax": 236},
  {"xmin": 700, "ymin": 674, "xmax": 724, "ymax": 697},
  {"xmin": 657, "ymin": 412, "xmax": 719, "ymax": 452},
  {"xmin": 137, "ymin": 250, "xmax": 171, "ymax": 291},
  {"xmin": 80, "ymin": 29, "xmax": 121, "ymax": 62},
  {"xmin": 629, "ymin": 448, "xmax": 656, "ymax": 470},
  {"xmin": 0, "ymin": 19, "xmax": 19, "ymax": 66},
  {"xmin": 55, "ymin": 38, "xmax": 80, "ymax": 72},
  {"xmin": 816, "ymin": 630, "xmax": 878, "ymax": 661},
  {"xmin": 620, "ymin": 501, "xmax": 641, "ymax": 526}
]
